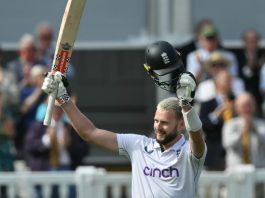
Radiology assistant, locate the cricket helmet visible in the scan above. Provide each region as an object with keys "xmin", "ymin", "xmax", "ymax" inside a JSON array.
[{"xmin": 143, "ymin": 41, "xmax": 185, "ymax": 91}]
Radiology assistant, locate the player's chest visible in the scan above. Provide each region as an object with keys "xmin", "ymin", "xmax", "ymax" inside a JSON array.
[
  {"xmin": 134, "ymin": 149, "xmax": 187, "ymax": 180},
  {"xmin": 135, "ymin": 147, "xmax": 186, "ymax": 171},
  {"xmin": 139, "ymin": 144, "xmax": 185, "ymax": 162}
]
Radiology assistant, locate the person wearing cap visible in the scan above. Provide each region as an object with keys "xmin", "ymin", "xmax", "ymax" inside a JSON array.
[
  {"xmin": 15, "ymin": 65, "xmax": 47, "ymax": 159},
  {"xmin": 177, "ymin": 18, "xmax": 215, "ymax": 67},
  {"xmin": 199, "ymin": 69, "xmax": 237, "ymax": 171},
  {"xmin": 235, "ymin": 29, "xmax": 265, "ymax": 117},
  {"xmin": 195, "ymin": 52, "xmax": 245, "ymax": 103},
  {"xmin": 186, "ymin": 25, "xmax": 238, "ymax": 83}
]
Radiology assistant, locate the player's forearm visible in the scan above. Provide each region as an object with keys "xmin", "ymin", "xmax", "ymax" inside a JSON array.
[
  {"xmin": 181, "ymin": 104, "xmax": 192, "ymax": 113},
  {"xmin": 182, "ymin": 105, "xmax": 202, "ymax": 132},
  {"xmin": 61, "ymin": 100, "xmax": 96, "ymax": 142},
  {"xmin": 182, "ymin": 105, "xmax": 205, "ymax": 158},
  {"xmin": 189, "ymin": 131, "xmax": 205, "ymax": 158}
]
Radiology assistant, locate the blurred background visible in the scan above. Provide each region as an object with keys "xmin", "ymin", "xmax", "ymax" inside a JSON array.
[{"xmin": 1, "ymin": 0, "xmax": 265, "ymax": 197}]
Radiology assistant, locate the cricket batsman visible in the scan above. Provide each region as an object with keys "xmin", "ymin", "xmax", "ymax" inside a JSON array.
[{"xmin": 42, "ymin": 40, "xmax": 206, "ymax": 198}]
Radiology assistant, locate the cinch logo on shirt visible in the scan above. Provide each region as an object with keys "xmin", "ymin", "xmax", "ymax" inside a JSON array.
[{"xmin": 143, "ymin": 166, "xmax": 179, "ymax": 178}]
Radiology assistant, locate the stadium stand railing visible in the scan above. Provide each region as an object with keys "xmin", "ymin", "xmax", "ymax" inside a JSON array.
[{"xmin": 0, "ymin": 165, "xmax": 264, "ymax": 198}]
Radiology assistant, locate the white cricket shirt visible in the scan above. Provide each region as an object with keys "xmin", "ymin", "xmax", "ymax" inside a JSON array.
[{"xmin": 117, "ymin": 134, "xmax": 206, "ymax": 198}]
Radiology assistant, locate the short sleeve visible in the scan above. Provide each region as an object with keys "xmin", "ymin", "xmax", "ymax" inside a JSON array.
[
  {"xmin": 188, "ymin": 143, "xmax": 207, "ymax": 165},
  {"xmin": 117, "ymin": 134, "xmax": 145, "ymax": 158},
  {"xmin": 189, "ymin": 143, "xmax": 207, "ymax": 182}
]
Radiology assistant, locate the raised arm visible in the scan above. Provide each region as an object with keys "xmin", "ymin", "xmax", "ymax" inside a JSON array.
[
  {"xmin": 182, "ymin": 105, "xmax": 205, "ymax": 158},
  {"xmin": 177, "ymin": 72, "xmax": 206, "ymax": 158},
  {"xmin": 42, "ymin": 72, "xmax": 118, "ymax": 153}
]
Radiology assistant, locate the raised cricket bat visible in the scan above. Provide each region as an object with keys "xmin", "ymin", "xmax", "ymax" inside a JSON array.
[{"xmin": 43, "ymin": 0, "xmax": 87, "ymax": 126}]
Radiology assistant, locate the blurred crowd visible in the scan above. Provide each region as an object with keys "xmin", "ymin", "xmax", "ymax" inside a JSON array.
[
  {"xmin": 176, "ymin": 18, "xmax": 265, "ymax": 172},
  {"xmin": 0, "ymin": 22, "xmax": 88, "ymax": 198},
  {"xmin": 0, "ymin": 18, "xmax": 265, "ymax": 196}
]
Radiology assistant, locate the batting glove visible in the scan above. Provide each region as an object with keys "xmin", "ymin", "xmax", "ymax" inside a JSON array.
[
  {"xmin": 42, "ymin": 71, "xmax": 70, "ymax": 106},
  {"xmin": 176, "ymin": 72, "xmax": 196, "ymax": 107}
]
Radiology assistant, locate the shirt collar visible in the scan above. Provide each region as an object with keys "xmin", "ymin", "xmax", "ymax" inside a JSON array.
[{"xmin": 153, "ymin": 135, "xmax": 186, "ymax": 151}]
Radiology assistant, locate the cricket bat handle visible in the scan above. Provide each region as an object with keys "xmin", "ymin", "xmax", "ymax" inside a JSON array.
[{"xmin": 43, "ymin": 83, "xmax": 59, "ymax": 126}]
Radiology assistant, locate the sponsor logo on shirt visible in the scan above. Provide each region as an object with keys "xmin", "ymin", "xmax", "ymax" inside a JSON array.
[
  {"xmin": 143, "ymin": 166, "xmax": 179, "ymax": 178},
  {"xmin": 144, "ymin": 146, "xmax": 154, "ymax": 154},
  {"xmin": 176, "ymin": 149, "xmax": 181, "ymax": 158}
]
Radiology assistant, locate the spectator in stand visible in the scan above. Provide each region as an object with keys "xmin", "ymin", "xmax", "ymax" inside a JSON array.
[
  {"xmin": 222, "ymin": 92, "xmax": 265, "ymax": 170},
  {"xmin": 171, "ymin": 19, "xmax": 215, "ymax": 90},
  {"xmin": 200, "ymin": 70, "xmax": 235, "ymax": 170},
  {"xmin": 186, "ymin": 25, "xmax": 238, "ymax": 83},
  {"xmin": 0, "ymin": 65, "xmax": 19, "ymax": 107},
  {"xmin": 25, "ymin": 96, "xmax": 87, "ymax": 198},
  {"xmin": 25, "ymin": 104, "xmax": 70, "ymax": 198},
  {"xmin": 35, "ymin": 95, "xmax": 89, "ymax": 170},
  {"xmin": 24, "ymin": 99, "xmax": 51, "ymax": 198},
  {"xmin": 34, "ymin": 22, "xmax": 76, "ymax": 79},
  {"xmin": 0, "ymin": 95, "xmax": 16, "ymax": 198},
  {"xmin": 177, "ymin": 18, "xmax": 215, "ymax": 67},
  {"xmin": 6, "ymin": 34, "xmax": 46, "ymax": 88},
  {"xmin": 235, "ymin": 29, "xmax": 265, "ymax": 116},
  {"xmin": 46, "ymin": 105, "xmax": 76, "ymax": 198},
  {"xmin": 15, "ymin": 65, "xmax": 47, "ymax": 159},
  {"xmin": 48, "ymin": 105, "xmax": 72, "ymax": 171},
  {"xmin": 35, "ymin": 22, "xmax": 54, "ymax": 67},
  {"xmin": 0, "ymin": 45, "xmax": 19, "ymax": 110},
  {"xmin": 24, "ymin": 101, "xmax": 51, "ymax": 172},
  {"xmin": 195, "ymin": 52, "xmax": 245, "ymax": 103}
]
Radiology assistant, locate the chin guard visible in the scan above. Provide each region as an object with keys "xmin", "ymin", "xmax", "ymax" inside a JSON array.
[{"xmin": 144, "ymin": 64, "xmax": 182, "ymax": 92}]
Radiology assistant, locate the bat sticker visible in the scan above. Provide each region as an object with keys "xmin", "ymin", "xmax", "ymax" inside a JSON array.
[{"xmin": 54, "ymin": 42, "xmax": 72, "ymax": 74}]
